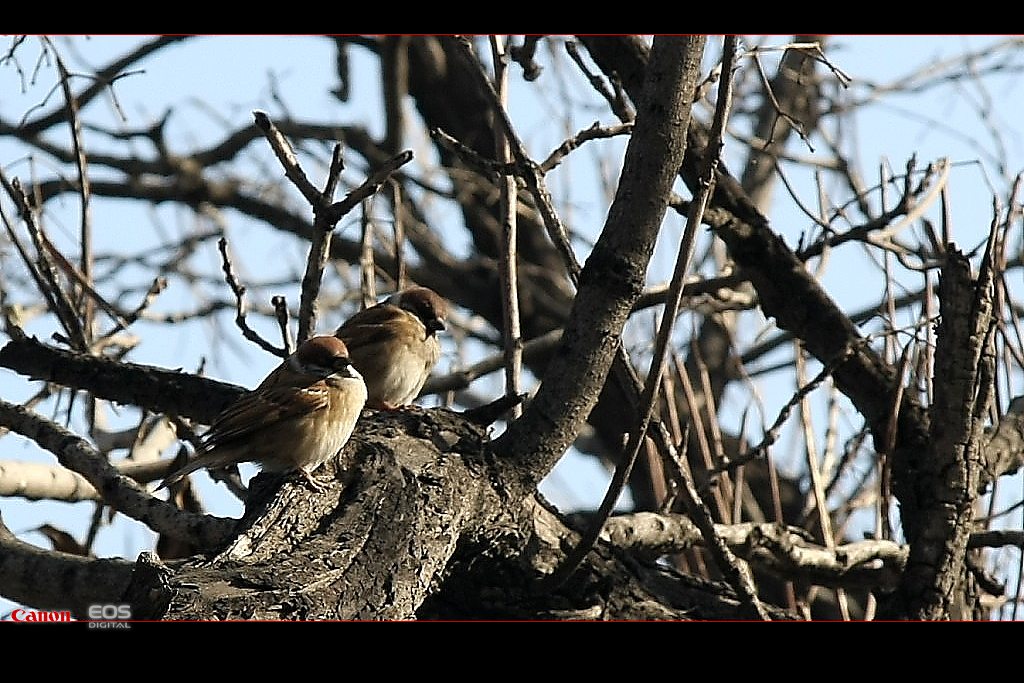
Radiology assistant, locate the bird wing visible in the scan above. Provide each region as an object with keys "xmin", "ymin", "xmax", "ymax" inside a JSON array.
[
  {"xmin": 336, "ymin": 303, "xmax": 416, "ymax": 349},
  {"xmin": 199, "ymin": 384, "xmax": 331, "ymax": 452}
]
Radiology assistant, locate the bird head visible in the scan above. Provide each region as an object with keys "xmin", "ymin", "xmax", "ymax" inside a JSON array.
[
  {"xmin": 389, "ymin": 286, "xmax": 448, "ymax": 337},
  {"xmin": 291, "ymin": 336, "xmax": 362, "ymax": 381}
]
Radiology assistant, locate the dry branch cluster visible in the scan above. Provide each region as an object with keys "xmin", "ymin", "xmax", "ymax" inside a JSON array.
[{"xmin": 1, "ymin": 35, "xmax": 1023, "ymax": 621}]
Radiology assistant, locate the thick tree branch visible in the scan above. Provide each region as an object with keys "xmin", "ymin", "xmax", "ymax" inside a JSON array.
[
  {"xmin": 0, "ymin": 511, "xmax": 135, "ymax": 617},
  {"xmin": 124, "ymin": 409, "xmax": 791, "ymax": 621},
  {"xmin": 542, "ymin": 36, "xmax": 768, "ymax": 620},
  {"xmin": 0, "ymin": 336, "xmax": 244, "ymax": 423},
  {"xmin": 494, "ymin": 36, "xmax": 706, "ymax": 483},
  {"xmin": 896, "ymin": 241, "xmax": 996, "ymax": 620},
  {"xmin": 0, "ymin": 457, "xmax": 175, "ymax": 503},
  {"xmin": 982, "ymin": 395, "xmax": 1024, "ymax": 486},
  {"xmin": 0, "ymin": 400, "xmax": 235, "ymax": 548}
]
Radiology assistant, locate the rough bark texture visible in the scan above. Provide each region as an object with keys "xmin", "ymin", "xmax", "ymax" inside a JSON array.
[
  {"xmin": 119, "ymin": 409, "xmax": 764, "ymax": 620},
  {"xmin": 495, "ymin": 36, "xmax": 706, "ymax": 482},
  {"xmin": 147, "ymin": 409, "xmax": 491, "ymax": 619},
  {"xmin": 0, "ymin": 514, "xmax": 135, "ymax": 618},
  {"xmin": 892, "ymin": 247, "xmax": 995, "ymax": 620}
]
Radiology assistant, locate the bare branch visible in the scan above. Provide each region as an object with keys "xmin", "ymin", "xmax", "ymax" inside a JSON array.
[
  {"xmin": 423, "ymin": 329, "xmax": 562, "ymax": 396},
  {"xmin": 540, "ymin": 121, "xmax": 634, "ymax": 174},
  {"xmin": 360, "ymin": 201, "xmax": 377, "ymax": 308},
  {"xmin": 490, "ymin": 35, "xmax": 524, "ymax": 417},
  {"xmin": 896, "ymin": 233, "xmax": 997, "ymax": 620},
  {"xmin": 321, "ymin": 149, "xmax": 414, "ymax": 226},
  {"xmin": 297, "ymin": 142, "xmax": 347, "ymax": 343},
  {"xmin": 271, "ymin": 295, "xmax": 294, "ymax": 356},
  {"xmin": 390, "ymin": 181, "xmax": 407, "ymax": 290},
  {"xmin": 494, "ymin": 35, "xmax": 706, "ymax": 481},
  {"xmin": 45, "ymin": 38, "xmax": 95, "ymax": 344},
  {"xmin": 579, "ymin": 36, "xmax": 935, "ymax": 558},
  {"xmin": 598, "ymin": 513, "xmax": 906, "ymax": 590},
  {"xmin": 509, "ymin": 36, "xmax": 543, "ymax": 81},
  {"xmin": 0, "ymin": 172, "xmax": 87, "ymax": 349},
  {"xmin": 0, "ymin": 399, "xmax": 235, "ymax": 548},
  {"xmin": 968, "ymin": 530, "xmax": 1024, "ymax": 549},
  {"xmin": 217, "ymin": 237, "xmax": 288, "ymax": 358},
  {"xmin": 7, "ymin": 36, "xmax": 187, "ymax": 136},
  {"xmin": 543, "ymin": 36, "xmax": 768, "ymax": 620},
  {"xmin": 252, "ymin": 109, "xmax": 322, "ymax": 205},
  {"xmin": 0, "ymin": 511, "xmax": 135, "ymax": 615},
  {"xmin": 0, "ymin": 335, "xmax": 244, "ymax": 424},
  {"xmin": 0, "ymin": 457, "xmax": 178, "ymax": 503}
]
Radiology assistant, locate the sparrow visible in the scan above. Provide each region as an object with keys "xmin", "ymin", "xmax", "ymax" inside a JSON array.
[
  {"xmin": 159, "ymin": 336, "xmax": 367, "ymax": 491},
  {"xmin": 334, "ymin": 286, "xmax": 447, "ymax": 410}
]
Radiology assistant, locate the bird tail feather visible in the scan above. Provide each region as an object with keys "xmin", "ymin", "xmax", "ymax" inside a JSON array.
[{"xmin": 157, "ymin": 452, "xmax": 234, "ymax": 490}]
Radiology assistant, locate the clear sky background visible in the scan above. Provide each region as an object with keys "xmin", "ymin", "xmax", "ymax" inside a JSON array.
[{"xmin": 2, "ymin": 35, "xmax": 1022, "ymax": 618}]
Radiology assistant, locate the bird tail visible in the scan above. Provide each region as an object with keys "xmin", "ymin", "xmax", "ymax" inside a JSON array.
[{"xmin": 157, "ymin": 452, "xmax": 232, "ymax": 490}]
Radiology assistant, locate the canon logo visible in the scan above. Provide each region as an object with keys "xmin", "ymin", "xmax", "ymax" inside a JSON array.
[{"xmin": 11, "ymin": 609, "xmax": 72, "ymax": 622}]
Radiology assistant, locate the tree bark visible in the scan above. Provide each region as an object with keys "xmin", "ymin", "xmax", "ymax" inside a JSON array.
[{"xmin": 120, "ymin": 409, "xmax": 764, "ymax": 620}]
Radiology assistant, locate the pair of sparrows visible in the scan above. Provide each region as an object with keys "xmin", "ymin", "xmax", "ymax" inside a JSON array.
[{"xmin": 159, "ymin": 286, "xmax": 448, "ymax": 490}]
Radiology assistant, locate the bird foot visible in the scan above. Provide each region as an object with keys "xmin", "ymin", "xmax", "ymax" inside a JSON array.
[{"xmin": 297, "ymin": 469, "xmax": 330, "ymax": 492}]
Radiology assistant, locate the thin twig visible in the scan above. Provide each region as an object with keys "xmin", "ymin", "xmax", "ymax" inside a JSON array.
[
  {"xmin": 880, "ymin": 345, "xmax": 913, "ymax": 542},
  {"xmin": 422, "ymin": 329, "xmax": 562, "ymax": 395},
  {"xmin": 271, "ymin": 295, "xmax": 293, "ymax": 356},
  {"xmin": 45, "ymin": 38, "xmax": 94, "ymax": 345},
  {"xmin": 252, "ymin": 109, "xmax": 321, "ymax": 205},
  {"xmin": 297, "ymin": 143, "xmax": 346, "ymax": 344},
  {"xmin": 391, "ymin": 181, "xmax": 406, "ymax": 290},
  {"xmin": 541, "ymin": 36, "xmax": 768, "ymax": 619},
  {"xmin": 564, "ymin": 40, "xmax": 634, "ymax": 122},
  {"xmin": 0, "ymin": 173, "xmax": 86, "ymax": 349},
  {"xmin": 691, "ymin": 338, "xmax": 733, "ymax": 515},
  {"xmin": 360, "ymin": 200, "xmax": 377, "ymax": 309},
  {"xmin": 795, "ymin": 342, "xmax": 851, "ymax": 621},
  {"xmin": 320, "ymin": 150, "xmax": 414, "ymax": 226},
  {"xmin": 36, "ymin": 232, "xmax": 131, "ymax": 330},
  {"xmin": 675, "ymin": 352, "xmax": 728, "ymax": 519},
  {"xmin": 0, "ymin": 194, "xmax": 75, "ymax": 342},
  {"xmin": 717, "ymin": 342, "xmax": 861, "ymax": 474},
  {"xmin": 540, "ymin": 121, "xmax": 634, "ymax": 173},
  {"xmin": 429, "ymin": 126, "xmax": 512, "ymax": 177},
  {"xmin": 490, "ymin": 35, "xmax": 523, "ymax": 418},
  {"xmin": 217, "ymin": 237, "xmax": 287, "ymax": 358},
  {"xmin": 448, "ymin": 37, "xmax": 582, "ymax": 280}
]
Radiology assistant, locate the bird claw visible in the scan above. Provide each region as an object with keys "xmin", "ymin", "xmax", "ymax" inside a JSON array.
[{"xmin": 297, "ymin": 469, "xmax": 330, "ymax": 492}]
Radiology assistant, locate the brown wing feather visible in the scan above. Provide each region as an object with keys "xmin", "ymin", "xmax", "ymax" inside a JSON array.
[
  {"xmin": 200, "ymin": 384, "xmax": 330, "ymax": 452},
  {"xmin": 336, "ymin": 303, "xmax": 413, "ymax": 346}
]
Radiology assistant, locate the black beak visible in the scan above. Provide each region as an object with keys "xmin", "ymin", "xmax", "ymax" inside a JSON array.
[{"xmin": 427, "ymin": 318, "xmax": 446, "ymax": 333}]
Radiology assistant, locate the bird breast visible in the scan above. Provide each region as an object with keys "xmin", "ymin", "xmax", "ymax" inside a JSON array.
[
  {"xmin": 264, "ymin": 376, "xmax": 366, "ymax": 473},
  {"xmin": 374, "ymin": 333, "xmax": 440, "ymax": 406}
]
